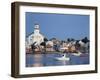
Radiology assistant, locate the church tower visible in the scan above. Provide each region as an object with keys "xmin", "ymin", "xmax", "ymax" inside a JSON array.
[
  {"xmin": 26, "ymin": 23, "xmax": 44, "ymax": 47},
  {"xmin": 34, "ymin": 24, "xmax": 40, "ymax": 34},
  {"xmin": 32, "ymin": 23, "xmax": 44, "ymax": 45}
]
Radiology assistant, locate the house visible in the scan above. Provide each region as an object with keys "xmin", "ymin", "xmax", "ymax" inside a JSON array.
[{"xmin": 46, "ymin": 41, "xmax": 54, "ymax": 52}]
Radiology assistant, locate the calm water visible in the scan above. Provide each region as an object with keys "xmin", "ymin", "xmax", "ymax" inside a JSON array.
[{"xmin": 26, "ymin": 53, "xmax": 89, "ymax": 67}]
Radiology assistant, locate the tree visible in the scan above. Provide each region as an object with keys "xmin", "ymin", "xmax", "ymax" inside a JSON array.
[
  {"xmin": 82, "ymin": 37, "xmax": 89, "ymax": 43},
  {"xmin": 49, "ymin": 37, "xmax": 57, "ymax": 41},
  {"xmin": 44, "ymin": 37, "xmax": 48, "ymax": 42},
  {"xmin": 71, "ymin": 38, "xmax": 75, "ymax": 41},
  {"xmin": 40, "ymin": 38, "xmax": 48, "ymax": 52},
  {"xmin": 67, "ymin": 38, "xmax": 71, "ymax": 42},
  {"xmin": 31, "ymin": 42, "xmax": 37, "ymax": 52},
  {"xmin": 40, "ymin": 42, "xmax": 46, "ymax": 47},
  {"xmin": 40, "ymin": 42, "xmax": 46, "ymax": 52}
]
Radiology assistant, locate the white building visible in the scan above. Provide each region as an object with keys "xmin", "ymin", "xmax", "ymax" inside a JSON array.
[{"xmin": 26, "ymin": 24, "xmax": 44, "ymax": 48}]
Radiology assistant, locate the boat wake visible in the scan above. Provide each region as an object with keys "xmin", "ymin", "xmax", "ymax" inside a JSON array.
[
  {"xmin": 55, "ymin": 54, "xmax": 70, "ymax": 61},
  {"xmin": 72, "ymin": 51, "xmax": 82, "ymax": 56}
]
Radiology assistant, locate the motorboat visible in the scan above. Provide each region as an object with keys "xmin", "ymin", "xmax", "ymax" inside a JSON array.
[{"xmin": 55, "ymin": 54, "xmax": 70, "ymax": 61}]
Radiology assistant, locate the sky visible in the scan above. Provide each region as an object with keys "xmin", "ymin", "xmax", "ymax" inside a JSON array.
[{"xmin": 26, "ymin": 12, "xmax": 89, "ymax": 40}]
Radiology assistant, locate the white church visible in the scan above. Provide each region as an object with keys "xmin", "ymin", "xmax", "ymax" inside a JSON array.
[{"xmin": 26, "ymin": 24, "xmax": 44, "ymax": 49}]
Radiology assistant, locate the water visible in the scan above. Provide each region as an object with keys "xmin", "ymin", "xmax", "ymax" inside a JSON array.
[{"xmin": 26, "ymin": 53, "xmax": 89, "ymax": 67}]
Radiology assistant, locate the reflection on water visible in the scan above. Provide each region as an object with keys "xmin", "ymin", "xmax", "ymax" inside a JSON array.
[{"xmin": 26, "ymin": 53, "xmax": 89, "ymax": 67}]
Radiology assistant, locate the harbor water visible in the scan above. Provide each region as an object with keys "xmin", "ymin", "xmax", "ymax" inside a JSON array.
[{"xmin": 26, "ymin": 53, "xmax": 89, "ymax": 67}]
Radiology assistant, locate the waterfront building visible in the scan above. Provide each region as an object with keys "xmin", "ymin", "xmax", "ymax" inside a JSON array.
[
  {"xmin": 46, "ymin": 41, "xmax": 54, "ymax": 51},
  {"xmin": 26, "ymin": 24, "xmax": 44, "ymax": 48}
]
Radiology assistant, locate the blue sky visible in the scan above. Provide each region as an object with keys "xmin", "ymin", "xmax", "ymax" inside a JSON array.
[{"xmin": 26, "ymin": 12, "xmax": 89, "ymax": 40}]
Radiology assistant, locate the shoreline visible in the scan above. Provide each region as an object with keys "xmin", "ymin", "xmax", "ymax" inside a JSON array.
[{"xmin": 26, "ymin": 51, "xmax": 87, "ymax": 54}]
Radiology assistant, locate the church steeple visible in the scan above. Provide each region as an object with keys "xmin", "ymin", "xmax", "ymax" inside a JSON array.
[
  {"xmin": 34, "ymin": 23, "xmax": 40, "ymax": 34},
  {"xmin": 26, "ymin": 23, "xmax": 44, "ymax": 46}
]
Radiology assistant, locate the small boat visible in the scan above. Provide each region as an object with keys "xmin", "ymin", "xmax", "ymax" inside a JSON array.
[
  {"xmin": 55, "ymin": 54, "xmax": 70, "ymax": 61},
  {"xmin": 72, "ymin": 51, "xmax": 82, "ymax": 56}
]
